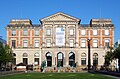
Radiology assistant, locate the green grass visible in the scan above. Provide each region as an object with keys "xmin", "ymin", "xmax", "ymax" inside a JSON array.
[{"xmin": 0, "ymin": 72, "xmax": 115, "ymax": 79}]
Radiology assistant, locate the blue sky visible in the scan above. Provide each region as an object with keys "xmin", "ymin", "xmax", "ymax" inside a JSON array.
[{"xmin": 0, "ymin": 0, "xmax": 120, "ymax": 42}]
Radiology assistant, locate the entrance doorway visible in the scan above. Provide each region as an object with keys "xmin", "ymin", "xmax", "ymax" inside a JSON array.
[
  {"xmin": 69, "ymin": 52, "xmax": 75, "ymax": 67},
  {"xmin": 46, "ymin": 52, "xmax": 52, "ymax": 67}
]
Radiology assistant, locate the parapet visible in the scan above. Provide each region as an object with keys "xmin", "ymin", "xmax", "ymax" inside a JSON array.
[{"xmin": 10, "ymin": 19, "xmax": 32, "ymax": 25}]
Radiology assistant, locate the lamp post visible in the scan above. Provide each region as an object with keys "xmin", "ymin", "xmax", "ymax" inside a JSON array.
[{"xmin": 88, "ymin": 39, "xmax": 91, "ymax": 70}]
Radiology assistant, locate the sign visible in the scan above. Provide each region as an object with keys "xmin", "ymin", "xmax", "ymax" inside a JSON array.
[{"xmin": 56, "ymin": 27, "xmax": 65, "ymax": 46}]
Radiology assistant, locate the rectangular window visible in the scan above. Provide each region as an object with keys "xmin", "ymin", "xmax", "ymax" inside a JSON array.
[
  {"xmin": 46, "ymin": 39, "xmax": 51, "ymax": 47},
  {"xmin": 81, "ymin": 40, "xmax": 86, "ymax": 48},
  {"xmin": 23, "ymin": 40, "xmax": 28, "ymax": 47},
  {"xmin": 93, "ymin": 40, "xmax": 98, "ymax": 47},
  {"xmin": 23, "ymin": 29, "xmax": 28, "ymax": 36},
  {"xmin": 35, "ymin": 30, "xmax": 39, "ymax": 36},
  {"xmin": 12, "ymin": 40, "xmax": 16, "ymax": 48},
  {"xmin": 46, "ymin": 29, "xmax": 51, "ymax": 35},
  {"xmin": 93, "ymin": 29, "xmax": 98, "ymax": 35},
  {"xmin": 34, "ymin": 58, "xmax": 39, "ymax": 65},
  {"xmin": 105, "ymin": 39, "xmax": 109, "ymax": 47},
  {"xmin": 35, "ymin": 40, "xmax": 39, "ymax": 47},
  {"xmin": 81, "ymin": 30, "xmax": 86, "ymax": 35},
  {"xmin": 70, "ymin": 29, "xmax": 74, "ymax": 35},
  {"xmin": 105, "ymin": 29, "xmax": 109, "ymax": 35},
  {"xmin": 12, "ymin": 30, "xmax": 16, "ymax": 36},
  {"xmin": 81, "ymin": 58, "xmax": 86, "ymax": 65},
  {"xmin": 70, "ymin": 39, "xmax": 74, "ymax": 47},
  {"xmin": 23, "ymin": 58, "xmax": 28, "ymax": 65}
]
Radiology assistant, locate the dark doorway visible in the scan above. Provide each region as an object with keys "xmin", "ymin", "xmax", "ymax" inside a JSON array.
[
  {"xmin": 69, "ymin": 52, "xmax": 75, "ymax": 67},
  {"xmin": 46, "ymin": 52, "xmax": 52, "ymax": 67}
]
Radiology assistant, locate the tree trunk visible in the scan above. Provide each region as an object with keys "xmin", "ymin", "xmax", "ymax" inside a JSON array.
[{"xmin": 119, "ymin": 58, "xmax": 120, "ymax": 72}]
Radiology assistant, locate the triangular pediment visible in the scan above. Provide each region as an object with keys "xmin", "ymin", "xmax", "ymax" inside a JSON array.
[{"xmin": 41, "ymin": 12, "xmax": 80, "ymax": 22}]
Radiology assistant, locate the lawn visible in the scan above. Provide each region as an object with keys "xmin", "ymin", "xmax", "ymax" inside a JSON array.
[{"xmin": 0, "ymin": 72, "xmax": 115, "ymax": 79}]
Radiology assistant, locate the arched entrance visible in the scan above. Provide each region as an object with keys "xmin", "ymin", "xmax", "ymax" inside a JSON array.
[
  {"xmin": 57, "ymin": 52, "xmax": 64, "ymax": 67},
  {"xmin": 46, "ymin": 52, "xmax": 52, "ymax": 67},
  {"xmin": 69, "ymin": 52, "xmax": 75, "ymax": 67}
]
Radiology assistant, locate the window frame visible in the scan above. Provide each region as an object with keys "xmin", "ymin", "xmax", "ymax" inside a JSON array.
[
  {"xmin": 46, "ymin": 29, "xmax": 51, "ymax": 36},
  {"xmin": 81, "ymin": 29, "xmax": 86, "ymax": 36},
  {"xmin": 35, "ymin": 29, "xmax": 39, "ymax": 36}
]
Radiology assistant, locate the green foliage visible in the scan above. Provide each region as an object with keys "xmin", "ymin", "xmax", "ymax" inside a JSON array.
[
  {"xmin": 104, "ymin": 47, "xmax": 114, "ymax": 66},
  {"xmin": 0, "ymin": 42, "xmax": 13, "ymax": 67},
  {"xmin": 114, "ymin": 44, "xmax": 120, "ymax": 59}
]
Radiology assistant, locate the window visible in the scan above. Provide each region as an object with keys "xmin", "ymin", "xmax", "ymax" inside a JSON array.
[
  {"xmin": 12, "ymin": 40, "xmax": 16, "ymax": 48},
  {"xmin": 93, "ymin": 29, "xmax": 98, "ymax": 35},
  {"xmin": 46, "ymin": 39, "xmax": 51, "ymax": 47},
  {"xmin": 81, "ymin": 30, "xmax": 86, "ymax": 35},
  {"xmin": 105, "ymin": 39, "xmax": 110, "ymax": 47},
  {"xmin": 23, "ymin": 40, "xmax": 28, "ymax": 47},
  {"xmin": 70, "ymin": 39, "xmax": 74, "ymax": 47},
  {"xmin": 34, "ymin": 58, "xmax": 39, "ymax": 65},
  {"xmin": 23, "ymin": 58, "xmax": 28, "ymax": 65},
  {"xmin": 12, "ymin": 30, "xmax": 16, "ymax": 36},
  {"xmin": 23, "ymin": 53, "xmax": 28, "ymax": 57},
  {"xmin": 23, "ymin": 29, "xmax": 28, "ymax": 36},
  {"xmin": 105, "ymin": 29, "xmax": 109, "ymax": 35},
  {"xmin": 46, "ymin": 29, "xmax": 51, "ymax": 35},
  {"xmin": 81, "ymin": 53, "xmax": 86, "ymax": 65},
  {"xmin": 81, "ymin": 58, "xmax": 86, "ymax": 65},
  {"xmin": 81, "ymin": 39, "xmax": 86, "ymax": 47},
  {"xmin": 93, "ymin": 53, "xmax": 98, "ymax": 65},
  {"xmin": 93, "ymin": 40, "xmax": 98, "ymax": 48},
  {"xmin": 70, "ymin": 29, "xmax": 74, "ymax": 35},
  {"xmin": 34, "ymin": 40, "xmax": 39, "ymax": 47},
  {"xmin": 35, "ymin": 30, "xmax": 39, "ymax": 36},
  {"xmin": 34, "ymin": 53, "xmax": 39, "ymax": 57}
]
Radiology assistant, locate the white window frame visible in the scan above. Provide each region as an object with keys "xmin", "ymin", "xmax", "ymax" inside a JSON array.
[
  {"xmin": 81, "ymin": 39, "xmax": 86, "ymax": 47},
  {"xmin": 34, "ymin": 40, "xmax": 39, "ymax": 47},
  {"xmin": 93, "ymin": 39, "xmax": 98, "ymax": 47},
  {"xmin": 46, "ymin": 29, "xmax": 51, "ymax": 36},
  {"xmin": 105, "ymin": 29, "xmax": 109, "ymax": 35},
  {"xmin": 23, "ymin": 40, "xmax": 28, "ymax": 47},
  {"xmin": 70, "ymin": 39, "xmax": 74, "ymax": 47},
  {"xmin": 46, "ymin": 39, "xmax": 51, "ymax": 47},
  {"xmin": 12, "ymin": 30, "xmax": 16, "ymax": 36},
  {"xmin": 23, "ymin": 29, "xmax": 28, "ymax": 36},
  {"xmin": 93, "ymin": 29, "xmax": 98, "ymax": 35},
  {"xmin": 35, "ymin": 30, "xmax": 39, "ymax": 36},
  {"xmin": 70, "ymin": 29, "xmax": 74, "ymax": 35},
  {"xmin": 81, "ymin": 30, "xmax": 86, "ymax": 35}
]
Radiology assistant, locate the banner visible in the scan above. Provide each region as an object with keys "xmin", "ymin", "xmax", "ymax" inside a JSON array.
[{"xmin": 56, "ymin": 27, "xmax": 65, "ymax": 46}]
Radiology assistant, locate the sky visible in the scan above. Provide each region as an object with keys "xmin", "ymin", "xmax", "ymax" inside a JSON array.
[{"xmin": 0, "ymin": 0, "xmax": 120, "ymax": 42}]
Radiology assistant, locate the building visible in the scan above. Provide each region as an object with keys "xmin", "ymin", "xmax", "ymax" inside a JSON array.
[{"xmin": 6, "ymin": 12, "xmax": 114, "ymax": 69}]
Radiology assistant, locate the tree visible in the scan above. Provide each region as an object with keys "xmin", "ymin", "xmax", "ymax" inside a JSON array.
[
  {"xmin": 104, "ymin": 47, "xmax": 114, "ymax": 70},
  {"xmin": 0, "ymin": 42, "xmax": 13, "ymax": 70},
  {"xmin": 0, "ymin": 42, "xmax": 6, "ymax": 67},
  {"xmin": 114, "ymin": 44, "xmax": 120, "ymax": 72}
]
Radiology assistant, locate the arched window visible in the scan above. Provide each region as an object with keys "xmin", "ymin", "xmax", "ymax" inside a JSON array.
[
  {"xmin": 13, "ymin": 53, "xmax": 16, "ymax": 57},
  {"xmin": 93, "ymin": 53, "xmax": 98, "ymax": 65},
  {"xmin": 23, "ymin": 53, "xmax": 28, "ymax": 57},
  {"xmin": 69, "ymin": 52, "xmax": 75, "ymax": 67},
  {"xmin": 23, "ymin": 53, "xmax": 28, "ymax": 65},
  {"xmin": 34, "ymin": 53, "xmax": 40, "ymax": 65},
  {"xmin": 81, "ymin": 53, "xmax": 86, "ymax": 65},
  {"xmin": 34, "ymin": 52, "xmax": 39, "ymax": 57},
  {"xmin": 57, "ymin": 52, "xmax": 64, "ymax": 67}
]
